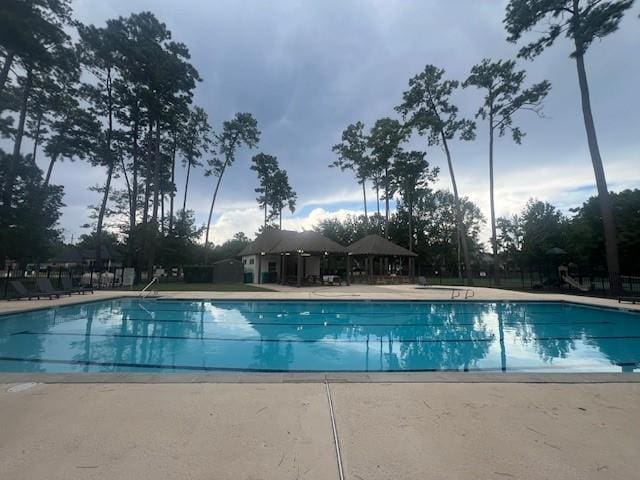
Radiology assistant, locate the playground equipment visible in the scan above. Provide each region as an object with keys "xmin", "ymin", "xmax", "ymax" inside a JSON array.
[{"xmin": 558, "ymin": 265, "xmax": 589, "ymax": 292}]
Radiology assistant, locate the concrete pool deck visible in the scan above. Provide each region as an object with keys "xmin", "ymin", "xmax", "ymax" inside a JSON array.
[
  {"xmin": 1, "ymin": 283, "xmax": 639, "ymax": 315},
  {"xmin": 1, "ymin": 285, "xmax": 639, "ymax": 479},
  {"xmin": 1, "ymin": 381, "xmax": 639, "ymax": 479}
]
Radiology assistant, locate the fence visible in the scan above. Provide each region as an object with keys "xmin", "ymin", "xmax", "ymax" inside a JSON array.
[
  {"xmin": 1, "ymin": 265, "xmax": 130, "ymax": 299},
  {"xmin": 423, "ymin": 266, "xmax": 640, "ymax": 297}
]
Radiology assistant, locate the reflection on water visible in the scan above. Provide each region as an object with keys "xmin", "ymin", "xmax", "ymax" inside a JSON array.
[{"xmin": 0, "ymin": 300, "xmax": 639, "ymax": 372}]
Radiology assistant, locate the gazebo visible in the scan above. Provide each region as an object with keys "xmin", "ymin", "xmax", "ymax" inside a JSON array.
[{"xmin": 347, "ymin": 234, "xmax": 417, "ymax": 284}]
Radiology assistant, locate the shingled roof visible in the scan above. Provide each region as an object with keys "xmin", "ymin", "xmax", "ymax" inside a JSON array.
[
  {"xmin": 348, "ymin": 234, "xmax": 417, "ymax": 257},
  {"xmin": 238, "ymin": 229, "xmax": 347, "ymax": 256},
  {"xmin": 271, "ymin": 230, "xmax": 347, "ymax": 254},
  {"xmin": 237, "ymin": 229, "xmax": 298, "ymax": 256}
]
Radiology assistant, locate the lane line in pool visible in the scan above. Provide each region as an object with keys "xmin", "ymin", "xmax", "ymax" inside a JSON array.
[
  {"xmin": 20, "ymin": 316, "xmax": 615, "ymax": 328},
  {"xmin": 325, "ymin": 380, "xmax": 345, "ymax": 480},
  {"xmin": 10, "ymin": 331, "xmax": 640, "ymax": 343},
  {"xmin": 0, "ymin": 356, "xmax": 634, "ymax": 372}
]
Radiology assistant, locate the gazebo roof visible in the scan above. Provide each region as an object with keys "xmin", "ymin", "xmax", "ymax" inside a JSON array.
[
  {"xmin": 272, "ymin": 230, "xmax": 347, "ymax": 254},
  {"xmin": 237, "ymin": 229, "xmax": 298, "ymax": 256},
  {"xmin": 238, "ymin": 229, "xmax": 347, "ymax": 256},
  {"xmin": 348, "ymin": 234, "xmax": 417, "ymax": 257}
]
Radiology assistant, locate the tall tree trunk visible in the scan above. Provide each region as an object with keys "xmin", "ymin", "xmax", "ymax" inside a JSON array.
[
  {"xmin": 489, "ymin": 113, "xmax": 499, "ymax": 286},
  {"xmin": 204, "ymin": 161, "xmax": 228, "ymax": 262},
  {"xmin": 43, "ymin": 153, "xmax": 59, "ymax": 187},
  {"xmin": 361, "ymin": 179, "xmax": 368, "ymax": 220},
  {"xmin": 2, "ymin": 68, "xmax": 32, "ymax": 221},
  {"xmin": 0, "ymin": 51, "xmax": 14, "ymax": 97},
  {"xmin": 384, "ymin": 165, "xmax": 390, "ymax": 239},
  {"xmin": 31, "ymin": 111, "xmax": 43, "ymax": 162},
  {"xmin": 279, "ymin": 209, "xmax": 282, "ymax": 229},
  {"xmin": 129, "ymin": 117, "xmax": 139, "ymax": 267},
  {"xmin": 95, "ymin": 67, "xmax": 114, "ymax": 271},
  {"xmin": 182, "ymin": 159, "xmax": 192, "ymax": 213},
  {"xmin": 151, "ymin": 119, "xmax": 161, "ymax": 223},
  {"xmin": 147, "ymin": 118, "xmax": 161, "ymax": 277},
  {"xmin": 408, "ymin": 197, "xmax": 413, "ymax": 252},
  {"xmin": 441, "ymin": 133, "xmax": 473, "ymax": 286},
  {"xmin": 142, "ymin": 123, "xmax": 153, "ymax": 226},
  {"xmin": 375, "ymin": 183, "xmax": 380, "ymax": 216},
  {"xmin": 574, "ymin": 48, "xmax": 621, "ymax": 293},
  {"xmin": 168, "ymin": 136, "xmax": 177, "ymax": 233},
  {"xmin": 160, "ymin": 183, "xmax": 165, "ymax": 235}
]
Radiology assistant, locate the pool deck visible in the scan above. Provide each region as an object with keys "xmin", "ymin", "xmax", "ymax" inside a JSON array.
[{"xmin": 1, "ymin": 285, "xmax": 640, "ymax": 479}]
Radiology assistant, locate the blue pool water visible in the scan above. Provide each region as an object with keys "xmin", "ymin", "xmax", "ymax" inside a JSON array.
[{"xmin": 0, "ymin": 299, "xmax": 639, "ymax": 373}]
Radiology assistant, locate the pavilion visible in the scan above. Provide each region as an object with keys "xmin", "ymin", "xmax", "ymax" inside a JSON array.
[
  {"xmin": 347, "ymin": 234, "xmax": 417, "ymax": 284},
  {"xmin": 239, "ymin": 229, "xmax": 349, "ymax": 286}
]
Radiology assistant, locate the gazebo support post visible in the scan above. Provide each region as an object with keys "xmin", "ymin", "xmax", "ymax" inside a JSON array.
[
  {"xmin": 280, "ymin": 254, "xmax": 284, "ymax": 285},
  {"xmin": 368, "ymin": 254, "xmax": 374, "ymax": 284},
  {"xmin": 346, "ymin": 254, "xmax": 351, "ymax": 286},
  {"xmin": 296, "ymin": 253, "xmax": 302, "ymax": 287},
  {"xmin": 257, "ymin": 255, "xmax": 262, "ymax": 285}
]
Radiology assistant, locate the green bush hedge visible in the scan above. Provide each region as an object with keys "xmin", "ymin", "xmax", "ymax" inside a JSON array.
[{"xmin": 183, "ymin": 265, "xmax": 214, "ymax": 283}]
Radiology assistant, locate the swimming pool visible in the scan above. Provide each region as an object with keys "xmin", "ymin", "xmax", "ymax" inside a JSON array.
[{"xmin": 0, "ymin": 299, "xmax": 638, "ymax": 373}]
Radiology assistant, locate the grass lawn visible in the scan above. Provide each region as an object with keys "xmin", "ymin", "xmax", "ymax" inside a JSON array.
[{"xmin": 128, "ymin": 282, "xmax": 274, "ymax": 292}]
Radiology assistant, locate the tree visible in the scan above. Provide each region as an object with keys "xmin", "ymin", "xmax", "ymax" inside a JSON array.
[
  {"xmin": 250, "ymin": 152, "xmax": 279, "ymax": 227},
  {"xmin": 504, "ymin": 0, "xmax": 634, "ymax": 292},
  {"xmin": 178, "ymin": 106, "xmax": 211, "ymax": 213},
  {"xmin": 1, "ymin": 1, "xmax": 73, "ymax": 229},
  {"xmin": 368, "ymin": 117, "xmax": 404, "ymax": 238},
  {"xmin": 568, "ymin": 189, "xmax": 640, "ymax": 273},
  {"xmin": 464, "ymin": 58, "xmax": 550, "ymax": 282},
  {"xmin": 158, "ymin": 209, "xmax": 204, "ymax": 266},
  {"xmin": 0, "ymin": 0, "xmax": 72, "ymax": 97},
  {"xmin": 0, "ymin": 150, "xmax": 64, "ymax": 267},
  {"xmin": 389, "ymin": 150, "xmax": 438, "ymax": 251},
  {"xmin": 519, "ymin": 199, "xmax": 567, "ymax": 266},
  {"xmin": 396, "ymin": 65, "xmax": 476, "ymax": 283},
  {"xmin": 204, "ymin": 112, "xmax": 260, "ymax": 257},
  {"xmin": 78, "ymin": 20, "xmax": 122, "ymax": 270},
  {"xmin": 270, "ymin": 168, "xmax": 297, "ymax": 229},
  {"xmin": 331, "ymin": 121, "xmax": 373, "ymax": 219}
]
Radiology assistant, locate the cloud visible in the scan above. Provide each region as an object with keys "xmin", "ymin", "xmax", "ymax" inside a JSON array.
[{"xmin": 3, "ymin": 0, "xmax": 638, "ymax": 247}]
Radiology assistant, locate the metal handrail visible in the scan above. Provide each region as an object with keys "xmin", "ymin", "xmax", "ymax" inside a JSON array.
[{"xmin": 139, "ymin": 277, "xmax": 158, "ymax": 298}]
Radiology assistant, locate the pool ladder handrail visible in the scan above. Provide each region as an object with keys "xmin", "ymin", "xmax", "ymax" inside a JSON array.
[
  {"xmin": 451, "ymin": 288, "xmax": 474, "ymax": 300},
  {"xmin": 139, "ymin": 277, "xmax": 158, "ymax": 298}
]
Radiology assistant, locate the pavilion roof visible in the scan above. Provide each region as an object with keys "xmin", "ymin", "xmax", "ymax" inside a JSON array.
[{"xmin": 347, "ymin": 234, "xmax": 417, "ymax": 257}]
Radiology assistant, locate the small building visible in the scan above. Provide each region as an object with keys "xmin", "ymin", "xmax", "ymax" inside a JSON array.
[
  {"xmin": 239, "ymin": 229, "xmax": 349, "ymax": 286},
  {"xmin": 49, "ymin": 245, "xmax": 123, "ymax": 269},
  {"xmin": 211, "ymin": 258, "xmax": 244, "ymax": 284},
  {"xmin": 348, "ymin": 234, "xmax": 417, "ymax": 284}
]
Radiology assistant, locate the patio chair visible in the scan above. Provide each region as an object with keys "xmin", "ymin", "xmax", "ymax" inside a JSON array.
[
  {"xmin": 618, "ymin": 296, "xmax": 639, "ymax": 305},
  {"xmin": 35, "ymin": 278, "xmax": 72, "ymax": 298},
  {"xmin": 9, "ymin": 280, "xmax": 51, "ymax": 300},
  {"xmin": 61, "ymin": 276, "xmax": 94, "ymax": 295},
  {"xmin": 417, "ymin": 276, "xmax": 428, "ymax": 287}
]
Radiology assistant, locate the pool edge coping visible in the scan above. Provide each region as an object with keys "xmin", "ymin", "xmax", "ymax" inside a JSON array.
[
  {"xmin": 1, "ymin": 294, "xmax": 638, "ymax": 318},
  {"xmin": 1, "ymin": 372, "xmax": 639, "ymax": 384}
]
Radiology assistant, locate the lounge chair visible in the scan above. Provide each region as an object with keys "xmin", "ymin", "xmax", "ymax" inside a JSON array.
[
  {"xmin": 61, "ymin": 276, "xmax": 93, "ymax": 295},
  {"xmin": 8, "ymin": 280, "xmax": 52, "ymax": 300},
  {"xmin": 35, "ymin": 278, "xmax": 72, "ymax": 298},
  {"xmin": 619, "ymin": 296, "xmax": 640, "ymax": 305}
]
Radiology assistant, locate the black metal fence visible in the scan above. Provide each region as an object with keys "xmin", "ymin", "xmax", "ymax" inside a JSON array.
[
  {"xmin": 423, "ymin": 266, "xmax": 640, "ymax": 297},
  {"xmin": 1, "ymin": 265, "xmax": 129, "ymax": 299}
]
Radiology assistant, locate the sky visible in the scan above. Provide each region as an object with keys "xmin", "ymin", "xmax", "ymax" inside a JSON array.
[{"xmin": 22, "ymin": 1, "xmax": 640, "ymax": 245}]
